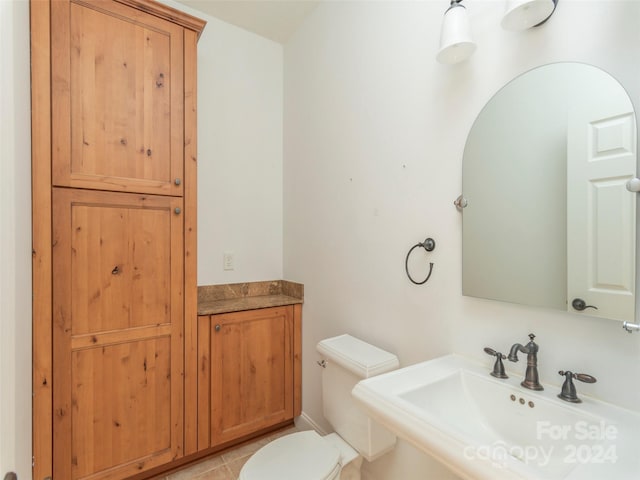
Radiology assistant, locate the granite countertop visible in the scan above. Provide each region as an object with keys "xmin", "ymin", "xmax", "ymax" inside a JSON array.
[{"xmin": 197, "ymin": 280, "xmax": 303, "ymax": 315}]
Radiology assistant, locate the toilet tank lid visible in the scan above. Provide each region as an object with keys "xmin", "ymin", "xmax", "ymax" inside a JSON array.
[{"xmin": 317, "ymin": 334, "xmax": 399, "ymax": 379}]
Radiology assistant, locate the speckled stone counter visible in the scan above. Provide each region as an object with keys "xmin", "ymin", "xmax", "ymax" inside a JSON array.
[{"xmin": 197, "ymin": 280, "xmax": 303, "ymax": 315}]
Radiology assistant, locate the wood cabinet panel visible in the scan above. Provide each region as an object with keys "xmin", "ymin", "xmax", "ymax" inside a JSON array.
[
  {"xmin": 71, "ymin": 338, "xmax": 172, "ymax": 478},
  {"xmin": 197, "ymin": 315, "xmax": 211, "ymax": 450},
  {"xmin": 68, "ymin": 197, "xmax": 172, "ymax": 334},
  {"xmin": 293, "ymin": 303, "xmax": 302, "ymax": 418},
  {"xmin": 197, "ymin": 307, "xmax": 298, "ymax": 450},
  {"xmin": 31, "ymin": 3, "xmax": 54, "ymax": 479},
  {"xmin": 52, "ymin": 0, "xmax": 184, "ymax": 195},
  {"xmin": 52, "ymin": 188, "xmax": 184, "ymax": 479},
  {"xmin": 183, "ymin": 27, "xmax": 199, "ymax": 455},
  {"xmin": 212, "ymin": 306, "xmax": 292, "ymax": 445}
]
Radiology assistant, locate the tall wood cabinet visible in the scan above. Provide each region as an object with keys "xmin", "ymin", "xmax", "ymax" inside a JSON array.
[{"xmin": 31, "ymin": 1, "xmax": 205, "ymax": 479}]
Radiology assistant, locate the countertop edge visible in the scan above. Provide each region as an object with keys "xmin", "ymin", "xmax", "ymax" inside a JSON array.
[{"xmin": 197, "ymin": 288, "xmax": 303, "ymax": 316}]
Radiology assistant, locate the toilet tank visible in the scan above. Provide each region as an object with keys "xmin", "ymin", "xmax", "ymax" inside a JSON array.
[{"xmin": 316, "ymin": 334, "xmax": 399, "ymax": 461}]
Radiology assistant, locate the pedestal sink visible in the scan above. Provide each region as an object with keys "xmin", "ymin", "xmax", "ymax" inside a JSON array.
[{"xmin": 352, "ymin": 354, "xmax": 640, "ymax": 480}]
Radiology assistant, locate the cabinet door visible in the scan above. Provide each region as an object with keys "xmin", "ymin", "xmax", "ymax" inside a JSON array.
[
  {"xmin": 52, "ymin": 188, "xmax": 184, "ymax": 479},
  {"xmin": 201, "ymin": 307, "xmax": 294, "ymax": 448},
  {"xmin": 51, "ymin": 0, "xmax": 184, "ymax": 196}
]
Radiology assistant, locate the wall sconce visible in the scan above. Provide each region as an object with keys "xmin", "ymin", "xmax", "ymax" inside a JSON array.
[
  {"xmin": 437, "ymin": 0, "xmax": 559, "ymax": 64},
  {"xmin": 437, "ymin": 0, "xmax": 476, "ymax": 65},
  {"xmin": 502, "ymin": 0, "xmax": 558, "ymax": 30}
]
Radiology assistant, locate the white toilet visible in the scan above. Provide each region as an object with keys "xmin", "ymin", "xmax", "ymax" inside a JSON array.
[{"xmin": 240, "ymin": 334, "xmax": 399, "ymax": 480}]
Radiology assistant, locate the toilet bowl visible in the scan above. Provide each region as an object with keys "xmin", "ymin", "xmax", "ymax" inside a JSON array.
[
  {"xmin": 239, "ymin": 430, "xmax": 359, "ymax": 480},
  {"xmin": 239, "ymin": 334, "xmax": 399, "ymax": 480}
]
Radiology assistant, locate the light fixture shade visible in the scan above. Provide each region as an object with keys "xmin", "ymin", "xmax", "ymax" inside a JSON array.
[
  {"xmin": 501, "ymin": 0, "xmax": 556, "ymax": 31},
  {"xmin": 437, "ymin": 4, "xmax": 476, "ymax": 65}
]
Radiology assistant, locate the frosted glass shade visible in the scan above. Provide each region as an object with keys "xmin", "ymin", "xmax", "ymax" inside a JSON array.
[
  {"xmin": 437, "ymin": 4, "xmax": 476, "ymax": 65},
  {"xmin": 501, "ymin": 0, "xmax": 556, "ymax": 31}
]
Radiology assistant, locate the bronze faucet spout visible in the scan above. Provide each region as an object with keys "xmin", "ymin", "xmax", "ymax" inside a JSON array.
[
  {"xmin": 507, "ymin": 343, "xmax": 525, "ymax": 362},
  {"xmin": 507, "ymin": 333, "xmax": 543, "ymax": 391}
]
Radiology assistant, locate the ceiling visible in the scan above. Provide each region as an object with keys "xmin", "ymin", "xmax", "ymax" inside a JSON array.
[{"xmin": 175, "ymin": 0, "xmax": 320, "ymax": 44}]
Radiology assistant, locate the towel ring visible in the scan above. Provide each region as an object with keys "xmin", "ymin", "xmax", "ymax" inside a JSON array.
[{"xmin": 405, "ymin": 237, "xmax": 435, "ymax": 285}]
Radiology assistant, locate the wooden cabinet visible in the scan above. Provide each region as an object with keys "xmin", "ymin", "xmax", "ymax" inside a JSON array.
[
  {"xmin": 51, "ymin": 0, "xmax": 187, "ymax": 196},
  {"xmin": 197, "ymin": 306, "xmax": 302, "ymax": 450},
  {"xmin": 31, "ymin": 1, "xmax": 204, "ymax": 479},
  {"xmin": 52, "ymin": 188, "xmax": 184, "ymax": 479}
]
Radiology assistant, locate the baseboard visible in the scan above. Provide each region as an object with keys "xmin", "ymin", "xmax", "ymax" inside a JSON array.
[{"xmin": 295, "ymin": 411, "xmax": 328, "ymax": 435}]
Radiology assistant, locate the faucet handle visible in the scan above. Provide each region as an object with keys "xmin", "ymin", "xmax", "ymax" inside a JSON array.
[
  {"xmin": 483, "ymin": 347, "xmax": 504, "ymax": 358},
  {"xmin": 557, "ymin": 370, "xmax": 597, "ymax": 403},
  {"xmin": 575, "ymin": 373, "xmax": 597, "ymax": 383},
  {"xmin": 484, "ymin": 347, "xmax": 508, "ymax": 379},
  {"xmin": 560, "ymin": 371, "xmax": 597, "ymax": 384}
]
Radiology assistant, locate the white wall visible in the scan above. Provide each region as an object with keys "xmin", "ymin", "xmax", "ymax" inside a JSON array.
[
  {"xmin": 161, "ymin": 0, "xmax": 285, "ymax": 287},
  {"xmin": 283, "ymin": 1, "xmax": 640, "ymax": 479},
  {"xmin": 177, "ymin": 0, "xmax": 284, "ymax": 286},
  {"xmin": 0, "ymin": 0, "xmax": 32, "ymax": 478}
]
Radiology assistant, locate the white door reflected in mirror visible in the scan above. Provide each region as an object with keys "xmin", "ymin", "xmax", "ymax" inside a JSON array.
[{"xmin": 566, "ymin": 73, "xmax": 636, "ymax": 321}]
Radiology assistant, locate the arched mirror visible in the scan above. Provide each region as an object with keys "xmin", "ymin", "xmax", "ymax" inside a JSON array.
[{"xmin": 462, "ymin": 63, "xmax": 637, "ymax": 322}]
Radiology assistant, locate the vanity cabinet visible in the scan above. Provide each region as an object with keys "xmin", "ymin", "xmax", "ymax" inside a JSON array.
[
  {"xmin": 197, "ymin": 305, "xmax": 302, "ymax": 450},
  {"xmin": 31, "ymin": 1, "xmax": 204, "ymax": 479}
]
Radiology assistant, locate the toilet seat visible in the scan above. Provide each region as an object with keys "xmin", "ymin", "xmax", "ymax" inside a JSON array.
[{"xmin": 239, "ymin": 431, "xmax": 341, "ymax": 480}]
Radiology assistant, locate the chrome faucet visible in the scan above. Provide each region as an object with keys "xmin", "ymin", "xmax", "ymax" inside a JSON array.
[{"xmin": 507, "ymin": 333, "xmax": 543, "ymax": 391}]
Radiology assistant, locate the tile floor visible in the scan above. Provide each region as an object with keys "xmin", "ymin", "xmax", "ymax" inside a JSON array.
[{"xmin": 162, "ymin": 426, "xmax": 300, "ymax": 480}]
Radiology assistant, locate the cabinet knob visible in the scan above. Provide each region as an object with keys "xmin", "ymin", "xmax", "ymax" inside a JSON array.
[
  {"xmin": 174, "ymin": 178, "xmax": 181, "ymax": 186},
  {"xmin": 214, "ymin": 324, "xmax": 221, "ymax": 332},
  {"xmin": 174, "ymin": 207, "xmax": 181, "ymax": 215}
]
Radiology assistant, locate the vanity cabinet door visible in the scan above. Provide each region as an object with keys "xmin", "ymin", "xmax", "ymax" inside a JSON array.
[
  {"xmin": 51, "ymin": 0, "xmax": 185, "ymax": 196},
  {"xmin": 197, "ymin": 307, "xmax": 296, "ymax": 449}
]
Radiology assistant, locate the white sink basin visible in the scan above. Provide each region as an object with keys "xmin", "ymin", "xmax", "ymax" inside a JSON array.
[{"xmin": 352, "ymin": 354, "xmax": 640, "ymax": 480}]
